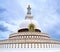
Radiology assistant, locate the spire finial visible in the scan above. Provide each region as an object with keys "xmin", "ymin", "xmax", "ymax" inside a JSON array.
[
  {"xmin": 25, "ymin": 5, "xmax": 33, "ymax": 19},
  {"xmin": 27, "ymin": 5, "xmax": 31, "ymax": 14}
]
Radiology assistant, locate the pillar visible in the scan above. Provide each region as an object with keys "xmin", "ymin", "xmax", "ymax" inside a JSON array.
[
  {"xmin": 2, "ymin": 44, "xmax": 4, "ymax": 48},
  {"xmin": 10, "ymin": 44, "xmax": 12, "ymax": 48},
  {"xmin": 1, "ymin": 44, "xmax": 2, "ymax": 48},
  {"xmin": 40, "ymin": 44, "xmax": 42, "ymax": 48},
  {"xmin": 24, "ymin": 44, "xmax": 26, "ymax": 48},
  {"xmin": 0, "ymin": 44, "xmax": 1, "ymax": 48},
  {"xmin": 43, "ymin": 44, "xmax": 45, "ymax": 48},
  {"xmin": 47, "ymin": 44, "xmax": 49, "ymax": 48},
  {"xmin": 6, "ymin": 44, "xmax": 7, "ymax": 48},
  {"xmin": 4, "ymin": 44, "xmax": 6, "ymax": 48},
  {"xmin": 15, "ymin": 44, "xmax": 16, "ymax": 48},
  {"xmin": 5, "ymin": 44, "xmax": 6, "ymax": 48},
  {"xmin": 12, "ymin": 44, "xmax": 13, "ymax": 48},
  {"xmin": 32, "ymin": 43, "xmax": 34, "ymax": 48},
  {"xmin": 49, "ymin": 44, "xmax": 50, "ymax": 48},
  {"xmin": 34, "ymin": 44, "xmax": 36, "ymax": 48},
  {"xmin": 31, "ymin": 43, "xmax": 32, "ymax": 48},
  {"xmin": 18, "ymin": 44, "xmax": 19, "ymax": 48},
  {"xmin": 49, "ymin": 44, "xmax": 51, "ymax": 48},
  {"xmin": 51, "ymin": 44, "xmax": 53, "ymax": 48},
  {"xmin": 21, "ymin": 44, "xmax": 23, "ymax": 48},
  {"xmin": 46, "ymin": 44, "xmax": 47, "ymax": 48},
  {"xmin": 37, "ymin": 44, "xmax": 39, "ymax": 48},
  {"xmin": 1, "ymin": 44, "xmax": 3, "ymax": 48},
  {"xmin": 29, "ymin": 44, "xmax": 31, "ymax": 48},
  {"xmin": 9, "ymin": 44, "xmax": 11, "ymax": 48},
  {"xmin": 54, "ymin": 44, "xmax": 56, "ymax": 48},
  {"xmin": 27, "ymin": 43, "xmax": 29, "ymax": 48},
  {"xmin": 7, "ymin": 44, "xmax": 8, "ymax": 48},
  {"xmin": 53, "ymin": 44, "xmax": 54, "ymax": 48},
  {"xmin": 7, "ymin": 44, "xmax": 9, "ymax": 48}
]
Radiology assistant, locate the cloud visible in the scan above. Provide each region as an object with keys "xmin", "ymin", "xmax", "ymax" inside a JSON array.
[
  {"xmin": 0, "ymin": 24, "xmax": 8, "ymax": 32},
  {"xmin": 0, "ymin": 7, "xmax": 6, "ymax": 13},
  {"xmin": 55, "ymin": 0, "xmax": 60, "ymax": 15},
  {"xmin": 0, "ymin": 21, "xmax": 18, "ymax": 40},
  {"xmin": 0, "ymin": 31, "xmax": 10, "ymax": 40}
]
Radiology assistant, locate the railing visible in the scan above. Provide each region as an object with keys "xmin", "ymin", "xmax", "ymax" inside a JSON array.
[
  {"xmin": 0, "ymin": 43, "xmax": 60, "ymax": 48},
  {"xmin": 0, "ymin": 39, "xmax": 60, "ymax": 48},
  {"xmin": 9, "ymin": 32, "xmax": 49, "ymax": 38}
]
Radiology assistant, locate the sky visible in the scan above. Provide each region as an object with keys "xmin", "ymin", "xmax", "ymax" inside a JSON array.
[{"xmin": 0, "ymin": 0, "xmax": 60, "ymax": 40}]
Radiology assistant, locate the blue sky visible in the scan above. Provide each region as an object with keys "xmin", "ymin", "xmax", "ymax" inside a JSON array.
[{"xmin": 0, "ymin": 0, "xmax": 60, "ymax": 40}]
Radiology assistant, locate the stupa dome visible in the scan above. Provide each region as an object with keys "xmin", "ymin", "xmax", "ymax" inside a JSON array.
[
  {"xmin": 18, "ymin": 5, "xmax": 41, "ymax": 32},
  {"xmin": 19, "ymin": 19, "xmax": 41, "ymax": 30}
]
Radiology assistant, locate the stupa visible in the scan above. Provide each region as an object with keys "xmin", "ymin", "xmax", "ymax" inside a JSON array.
[{"xmin": 0, "ymin": 5, "xmax": 60, "ymax": 48}]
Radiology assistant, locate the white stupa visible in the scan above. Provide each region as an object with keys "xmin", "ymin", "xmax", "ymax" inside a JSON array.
[{"xmin": 0, "ymin": 5, "xmax": 60, "ymax": 48}]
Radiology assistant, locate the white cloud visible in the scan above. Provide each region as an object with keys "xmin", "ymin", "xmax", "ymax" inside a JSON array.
[{"xmin": 0, "ymin": 20, "xmax": 18, "ymax": 32}]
